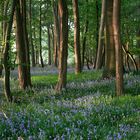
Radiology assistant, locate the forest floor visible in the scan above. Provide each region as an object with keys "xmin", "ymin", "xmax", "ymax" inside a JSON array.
[{"xmin": 0, "ymin": 67, "xmax": 140, "ymax": 139}]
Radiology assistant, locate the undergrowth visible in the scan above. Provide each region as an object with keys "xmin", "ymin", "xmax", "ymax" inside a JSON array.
[{"xmin": 0, "ymin": 70, "xmax": 140, "ymax": 140}]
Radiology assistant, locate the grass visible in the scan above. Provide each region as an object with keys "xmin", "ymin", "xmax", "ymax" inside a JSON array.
[{"xmin": 0, "ymin": 70, "xmax": 140, "ymax": 139}]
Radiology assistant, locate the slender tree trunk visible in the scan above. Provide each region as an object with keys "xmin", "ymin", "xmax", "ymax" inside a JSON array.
[
  {"xmin": 32, "ymin": 26, "xmax": 39, "ymax": 65},
  {"xmin": 81, "ymin": 0, "xmax": 88, "ymax": 69},
  {"xmin": 73, "ymin": 0, "xmax": 81, "ymax": 74},
  {"xmin": 48, "ymin": 25, "xmax": 51, "ymax": 65},
  {"xmin": 3, "ymin": 0, "xmax": 16, "ymax": 102},
  {"xmin": 52, "ymin": 1, "xmax": 60, "ymax": 67},
  {"xmin": 0, "ymin": 1, "xmax": 10, "ymax": 77},
  {"xmin": 96, "ymin": 0, "xmax": 99, "ymax": 57},
  {"xmin": 1, "ymin": 1, "xmax": 4, "ymax": 40},
  {"xmin": 0, "ymin": 2, "xmax": 4, "ymax": 77},
  {"xmin": 95, "ymin": 0, "xmax": 106, "ymax": 69},
  {"xmin": 51, "ymin": 25, "xmax": 55, "ymax": 64},
  {"xmin": 22, "ymin": 0, "xmax": 31, "ymax": 86},
  {"xmin": 2, "ymin": 1, "xmax": 9, "ymax": 43},
  {"xmin": 113, "ymin": 0, "xmax": 123, "ymax": 96},
  {"xmin": 29, "ymin": 0, "xmax": 35, "ymax": 67},
  {"xmin": 82, "ymin": 20, "xmax": 88, "ymax": 68},
  {"xmin": 94, "ymin": 0, "xmax": 99, "ymax": 68},
  {"xmin": 39, "ymin": 0, "xmax": 44, "ymax": 68},
  {"xmin": 0, "ymin": 64, "xmax": 2, "ymax": 77},
  {"xmin": 55, "ymin": 0, "xmax": 68, "ymax": 91},
  {"xmin": 136, "ymin": 29, "xmax": 140, "ymax": 69}
]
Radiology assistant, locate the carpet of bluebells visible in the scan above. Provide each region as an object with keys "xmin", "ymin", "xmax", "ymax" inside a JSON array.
[{"xmin": 0, "ymin": 68, "xmax": 140, "ymax": 140}]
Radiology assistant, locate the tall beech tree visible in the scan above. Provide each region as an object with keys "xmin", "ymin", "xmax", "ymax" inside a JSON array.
[
  {"xmin": 0, "ymin": 1, "xmax": 10, "ymax": 77},
  {"xmin": 23, "ymin": 0, "xmax": 32, "ymax": 87},
  {"xmin": 113, "ymin": 0, "xmax": 123, "ymax": 95},
  {"xmin": 95, "ymin": 0, "xmax": 106, "ymax": 70},
  {"xmin": 39, "ymin": 0, "xmax": 44, "ymax": 68},
  {"xmin": 3, "ymin": 0, "xmax": 16, "ymax": 102},
  {"xmin": 2, "ymin": 1, "xmax": 9, "ymax": 44},
  {"xmin": 73, "ymin": 0, "xmax": 81, "ymax": 74},
  {"xmin": 55, "ymin": 0, "xmax": 68, "ymax": 91},
  {"xmin": 94, "ymin": 0, "xmax": 99, "ymax": 68},
  {"xmin": 47, "ymin": 24, "xmax": 51, "ymax": 65},
  {"xmin": 29, "ymin": 0, "xmax": 35, "ymax": 67},
  {"xmin": 33, "ymin": 26, "xmax": 39, "ymax": 65},
  {"xmin": 136, "ymin": 29, "xmax": 140, "ymax": 69},
  {"xmin": 81, "ymin": 0, "xmax": 89, "ymax": 68},
  {"xmin": 103, "ymin": 0, "xmax": 116, "ymax": 78},
  {"xmin": 15, "ymin": 0, "xmax": 31, "ymax": 89},
  {"xmin": 52, "ymin": 0, "xmax": 60, "ymax": 67}
]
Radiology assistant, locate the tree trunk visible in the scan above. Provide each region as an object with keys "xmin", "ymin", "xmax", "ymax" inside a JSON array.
[
  {"xmin": 103, "ymin": 0, "xmax": 116, "ymax": 78},
  {"xmin": 15, "ymin": 0, "xmax": 30, "ymax": 89},
  {"xmin": 1, "ymin": 1, "xmax": 4, "ymax": 40},
  {"xmin": 81, "ymin": 0, "xmax": 88, "ymax": 69},
  {"xmin": 136, "ymin": 29, "xmax": 140, "ymax": 69},
  {"xmin": 73, "ymin": 0, "xmax": 81, "ymax": 74},
  {"xmin": 22, "ymin": 0, "xmax": 32, "ymax": 87},
  {"xmin": 82, "ymin": 20, "xmax": 88, "ymax": 68},
  {"xmin": 94, "ymin": 0, "xmax": 99, "ymax": 69},
  {"xmin": 113, "ymin": 0, "xmax": 123, "ymax": 96},
  {"xmin": 33, "ymin": 26, "xmax": 39, "ymax": 65},
  {"xmin": 3, "ymin": 0, "xmax": 16, "ymax": 102},
  {"xmin": 0, "ymin": 65, "xmax": 2, "ymax": 77},
  {"xmin": 55, "ymin": 0, "xmax": 68, "ymax": 91},
  {"xmin": 0, "ymin": 2, "xmax": 3, "ymax": 77},
  {"xmin": 29, "ymin": 0, "xmax": 35, "ymax": 67},
  {"xmin": 2, "ymin": 1, "xmax": 9, "ymax": 43},
  {"xmin": 95, "ymin": 0, "xmax": 106, "ymax": 69},
  {"xmin": 39, "ymin": 0, "xmax": 44, "ymax": 68},
  {"xmin": 48, "ymin": 25, "xmax": 51, "ymax": 65},
  {"xmin": 52, "ymin": 1, "xmax": 60, "ymax": 67},
  {"xmin": 51, "ymin": 25, "xmax": 55, "ymax": 65},
  {"xmin": 0, "ymin": 1, "xmax": 10, "ymax": 77}
]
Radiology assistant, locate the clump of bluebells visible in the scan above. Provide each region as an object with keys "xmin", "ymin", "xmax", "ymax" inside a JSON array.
[{"xmin": 0, "ymin": 71, "xmax": 140, "ymax": 139}]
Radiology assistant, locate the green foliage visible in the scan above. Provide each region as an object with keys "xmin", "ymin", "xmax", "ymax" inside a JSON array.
[
  {"xmin": 129, "ymin": 47, "xmax": 140, "ymax": 55},
  {"xmin": 121, "ymin": 0, "xmax": 140, "ymax": 47}
]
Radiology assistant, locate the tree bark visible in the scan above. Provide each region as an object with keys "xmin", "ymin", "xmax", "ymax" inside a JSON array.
[
  {"xmin": 52, "ymin": 1, "xmax": 60, "ymax": 67},
  {"xmin": 15, "ymin": 0, "xmax": 31, "ymax": 89},
  {"xmin": 95, "ymin": 0, "xmax": 106, "ymax": 69},
  {"xmin": 94, "ymin": 0, "xmax": 99, "ymax": 69},
  {"xmin": 136, "ymin": 29, "xmax": 140, "ymax": 69},
  {"xmin": 113, "ymin": 0, "xmax": 123, "ymax": 96},
  {"xmin": 103, "ymin": 0, "xmax": 116, "ymax": 78},
  {"xmin": 22, "ymin": 0, "xmax": 32, "ymax": 87},
  {"xmin": 39, "ymin": 0, "xmax": 44, "ymax": 68},
  {"xmin": 51, "ymin": 25, "xmax": 55, "ymax": 65},
  {"xmin": 82, "ymin": 20, "xmax": 88, "ymax": 68},
  {"xmin": 81, "ymin": 0, "xmax": 88, "ymax": 69},
  {"xmin": 48, "ymin": 25, "xmax": 51, "ymax": 65},
  {"xmin": 3, "ymin": 0, "xmax": 16, "ymax": 102},
  {"xmin": 29, "ymin": 0, "xmax": 35, "ymax": 67},
  {"xmin": 55, "ymin": 0, "xmax": 68, "ymax": 91},
  {"xmin": 2, "ymin": 1, "xmax": 9, "ymax": 43},
  {"xmin": 32, "ymin": 26, "xmax": 39, "ymax": 65},
  {"xmin": 73, "ymin": 0, "xmax": 82, "ymax": 74},
  {"xmin": 0, "ymin": 1, "xmax": 10, "ymax": 77}
]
